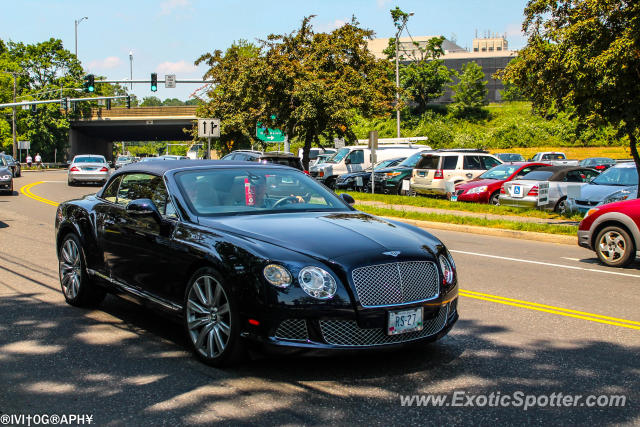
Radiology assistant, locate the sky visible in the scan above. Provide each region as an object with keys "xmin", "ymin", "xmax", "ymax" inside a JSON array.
[{"xmin": 0, "ymin": 0, "xmax": 530, "ymax": 101}]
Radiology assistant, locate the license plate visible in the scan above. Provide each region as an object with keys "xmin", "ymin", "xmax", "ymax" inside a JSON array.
[
  {"xmin": 388, "ymin": 307, "xmax": 423, "ymax": 335},
  {"xmin": 356, "ymin": 176, "xmax": 363, "ymax": 187},
  {"xmin": 511, "ymin": 185, "xmax": 524, "ymax": 198},
  {"xmin": 450, "ymin": 195, "xmax": 458, "ymax": 202},
  {"xmin": 84, "ymin": 167, "xmax": 96, "ymax": 171}
]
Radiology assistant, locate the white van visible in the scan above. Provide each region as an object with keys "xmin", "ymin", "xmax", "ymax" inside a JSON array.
[{"xmin": 311, "ymin": 144, "xmax": 431, "ymax": 188}]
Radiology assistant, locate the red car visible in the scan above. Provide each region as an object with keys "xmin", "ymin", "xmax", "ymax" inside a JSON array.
[
  {"xmin": 578, "ymin": 198, "xmax": 640, "ymax": 267},
  {"xmin": 453, "ymin": 162, "xmax": 550, "ymax": 205}
]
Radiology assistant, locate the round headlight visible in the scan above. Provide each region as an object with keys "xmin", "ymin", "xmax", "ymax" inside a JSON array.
[
  {"xmin": 298, "ymin": 266, "xmax": 337, "ymax": 299},
  {"xmin": 0, "ymin": 174, "xmax": 10, "ymax": 180},
  {"xmin": 439, "ymin": 254, "xmax": 455, "ymax": 285},
  {"xmin": 263, "ymin": 264, "xmax": 292, "ymax": 288}
]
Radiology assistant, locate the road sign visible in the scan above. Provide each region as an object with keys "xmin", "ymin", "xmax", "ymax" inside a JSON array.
[
  {"xmin": 18, "ymin": 140, "xmax": 30, "ymax": 150},
  {"xmin": 256, "ymin": 123, "xmax": 285, "ymax": 143},
  {"xmin": 198, "ymin": 118, "xmax": 220, "ymax": 138},
  {"xmin": 165, "ymin": 74, "xmax": 176, "ymax": 89}
]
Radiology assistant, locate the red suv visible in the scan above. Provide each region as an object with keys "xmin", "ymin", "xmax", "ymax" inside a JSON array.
[
  {"xmin": 453, "ymin": 162, "xmax": 550, "ymax": 205},
  {"xmin": 578, "ymin": 198, "xmax": 640, "ymax": 267}
]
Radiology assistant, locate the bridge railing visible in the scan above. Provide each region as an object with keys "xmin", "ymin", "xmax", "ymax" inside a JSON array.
[{"xmin": 78, "ymin": 106, "xmax": 198, "ymax": 120}]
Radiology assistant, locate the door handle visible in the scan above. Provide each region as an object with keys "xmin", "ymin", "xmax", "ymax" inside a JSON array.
[{"xmin": 466, "ymin": 173, "xmax": 473, "ymax": 178}]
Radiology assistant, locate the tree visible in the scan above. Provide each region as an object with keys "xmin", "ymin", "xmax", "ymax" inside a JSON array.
[
  {"xmin": 140, "ymin": 96, "xmax": 163, "ymax": 106},
  {"xmin": 259, "ymin": 16, "xmax": 395, "ymax": 169},
  {"xmin": 501, "ymin": 0, "xmax": 640, "ymax": 196},
  {"xmin": 450, "ymin": 61, "xmax": 487, "ymax": 118}
]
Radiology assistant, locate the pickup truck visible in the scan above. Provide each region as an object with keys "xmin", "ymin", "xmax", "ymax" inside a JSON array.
[{"xmin": 529, "ymin": 152, "xmax": 579, "ymax": 166}]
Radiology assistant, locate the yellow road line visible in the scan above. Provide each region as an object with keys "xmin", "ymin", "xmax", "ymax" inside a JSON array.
[
  {"xmin": 459, "ymin": 290, "xmax": 640, "ymax": 330},
  {"xmin": 20, "ymin": 181, "xmax": 59, "ymax": 207}
]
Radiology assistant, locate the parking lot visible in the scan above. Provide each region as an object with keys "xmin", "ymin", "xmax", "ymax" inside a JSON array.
[{"xmin": 1, "ymin": 169, "xmax": 639, "ymax": 425}]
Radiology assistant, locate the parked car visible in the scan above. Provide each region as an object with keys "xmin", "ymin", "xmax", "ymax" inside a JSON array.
[
  {"xmin": 309, "ymin": 153, "xmax": 334, "ymax": 169},
  {"xmin": 578, "ymin": 198, "xmax": 640, "ymax": 267},
  {"xmin": 312, "ymin": 145, "xmax": 430, "ymax": 188},
  {"xmin": 529, "ymin": 152, "xmax": 579, "ymax": 166},
  {"xmin": 371, "ymin": 150, "xmax": 434, "ymax": 195},
  {"xmin": 568, "ymin": 162, "xmax": 638, "ymax": 214},
  {"xmin": 410, "ymin": 150, "xmax": 503, "ymax": 196},
  {"xmin": 453, "ymin": 162, "xmax": 550, "ymax": 205},
  {"xmin": 500, "ymin": 166, "xmax": 599, "ymax": 213},
  {"xmin": 0, "ymin": 154, "xmax": 14, "ymax": 195},
  {"xmin": 494, "ymin": 153, "xmax": 525, "ymax": 163},
  {"xmin": 579, "ymin": 157, "xmax": 617, "ymax": 171},
  {"xmin": 114, "ymin": 155, "xmax": 135, "ymax": 169},
  {"xmin": 55, "ymin": 160, "xmax": 459, "ymax": 366},
  {"xmin": 3, "ymin": 154, "xmax": 21, "ymax": 177},
  {"xmin": 222, "ymin": 150, "xmax": 305, "ymax": 172},
  {"xmin": 67, "ymin": 155, "xmax": 110, "ymax": 186},
  {"xmin": 335, "ymin": 157, "xmax": 406, "ymax": 192}
]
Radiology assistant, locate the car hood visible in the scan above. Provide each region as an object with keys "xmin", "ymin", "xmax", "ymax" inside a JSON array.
[
  {"xmin": 339, "ymin": 170, "xmax": 373, "ymax": 179},
  {"xmin": 374, "ymin": 166, "xmax": 412, "ymax": 175},
  {"xmin": 198, "ymin": 211, "xmax": 440, "ymax": 261},
  {"xmin": 0, "ymin": 166, "xmax": 11, "ymax": 175},
  {"xmin": 456, "ymin": 178, "xmax": 500, "ymax": 190},
  {"xmin": 578, "ymin": 183, "xmax": 638, "ymax": 201}
]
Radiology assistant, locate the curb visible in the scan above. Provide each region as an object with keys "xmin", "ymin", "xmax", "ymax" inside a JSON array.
[{"xmin": 383, "ymin": 216, "xmax": 577, "ymax": 246}]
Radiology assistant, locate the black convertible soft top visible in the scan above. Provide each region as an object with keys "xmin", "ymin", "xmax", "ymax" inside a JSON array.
[{"xmin": 114, "ymin": 159, "xmax": 291, "ymax": 177}]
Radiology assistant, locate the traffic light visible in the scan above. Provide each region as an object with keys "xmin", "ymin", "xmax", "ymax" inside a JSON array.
[
  {"xmin": 60, "ymin": 97, "xmax": 68, "ymax": 111},
  {"xmin": 126, "ymin": 95, "xmax": 131, "ymax": 109},
  {"xmin": 31, "ymin": 104, "xmax": 37, "ymax": 113},
  {"xmin": 84, "ymin": 74, "xmax": 95, "ymax": 93},
  {"xmin": 150, "ymin": 73, "xmax": 158, "ymax": 92}
]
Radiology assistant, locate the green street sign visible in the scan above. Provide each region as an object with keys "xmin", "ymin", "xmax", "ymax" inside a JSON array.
[{"xmin": 256, "ymin": 123, "xmax": 285, "ymax": 143}]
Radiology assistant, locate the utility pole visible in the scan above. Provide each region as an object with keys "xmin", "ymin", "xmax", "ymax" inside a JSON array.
[{"xmin": 12, "ymin": 75, "xmax": 17, "ymax": 159}]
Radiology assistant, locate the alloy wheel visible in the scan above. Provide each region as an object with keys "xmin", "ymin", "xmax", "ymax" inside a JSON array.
[
  {"xmin": 186, "ymin": 275, "xmax": 232, "ymax": 359},
  {"xmin": 59, "ymin": 238, "xmax": 82, "ymax": 300},
  {"xmin": 598, "ymin": 230, "xmax": 627, "ymax": 263}
]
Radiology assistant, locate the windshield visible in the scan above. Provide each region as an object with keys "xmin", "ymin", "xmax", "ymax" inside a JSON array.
[
  {"xmin": 327, "ymin": 148, "xmax": 351, "ymax": 163},
  {"xmin": 117, "ymin": 156, "xmax": 131, "ymax": 161},
  {"xmin": 497, "ymin": 154, "xmax": 524, "ymax": 162},
  {"xmin": 591, "ymin": 166, "xmax": 638, "ymax": 186},
  {"xmin": 74, "ymin": 156, "xmax": 106, "ymax": 164},
  {"xmin": 479, "ymin": 164, "xmax": 521, "ymax": 180},
  {"xmin": 176, "ymin": 168, "xmax": 350, "ymax": 216}
]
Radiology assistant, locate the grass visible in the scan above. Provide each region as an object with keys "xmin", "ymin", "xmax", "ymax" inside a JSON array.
[
  {"xmin": 355, "ymin": 204, "xmax": 578, "ymax": 236},
  {"xmin": 345, "ymin": 191, "xmax": 585, "ymax": 221}
]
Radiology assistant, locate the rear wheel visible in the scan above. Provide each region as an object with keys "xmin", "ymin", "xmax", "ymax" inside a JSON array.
[
  {"xmin": 595, "ymin": 226, "xmax": 636, "ymax": 267},
  {"xmin": 489, "ymin": 191, "xmax": 500, "ymax": 205},
  {"xmin": 184, "ymin": 268, "xmax": 246, "ymax": 366},
  {"xmin": 58, "ymin": 233, "xmax": 105, "ymax": 306}
]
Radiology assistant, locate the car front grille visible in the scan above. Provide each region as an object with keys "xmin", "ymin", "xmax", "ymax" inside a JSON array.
[
  {"xmin": 351, "ymin": 261, "xmax": 439, "ymax": 307},
  {"xmin": 319, "ymin": 304, "xmax": 450, "ymax": 346},
  {"xmin": 274, "ymin": 319, "xmax": 308, "ymax": 341},
  {"xmin": 575, "ymin": 200, "xmax": 599, "ymax": 206}
]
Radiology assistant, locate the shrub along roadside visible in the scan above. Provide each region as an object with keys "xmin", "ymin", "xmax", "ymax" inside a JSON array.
[
  {"xmin": 345, "ymin": 191, "xmax": 584, "ymax": 221},
  {"xmin": 355, "ymin": 204, "xmax": 578, "ymax": 236}
]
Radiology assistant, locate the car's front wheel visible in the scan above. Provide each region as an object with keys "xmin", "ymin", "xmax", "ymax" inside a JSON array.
[
  {"xmin": 489, "ymin": 191, "xmax": 500, "ymax": 205},
  {"xmin": 183, "ymin": 268, "xmax": 246, "ymax": 366},
  {"xmin": 595, "ymin": 226, "xmax": 636, "ymax": 267},
  {"xmin": 58, "ymin": 233, "xmax": 105, "ymax": 306}
]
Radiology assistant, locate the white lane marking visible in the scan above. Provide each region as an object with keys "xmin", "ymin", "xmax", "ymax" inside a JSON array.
[
  {"xmin": 562, "ymin": 257, "xmax": 581, "ymax": 261},
  {"xmin": 450, "ymin": 249, "xmax": 640, "ymax": 279}
]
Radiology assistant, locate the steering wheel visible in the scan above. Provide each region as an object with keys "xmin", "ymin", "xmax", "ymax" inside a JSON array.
[{"xmin": 272, "ymin": 196, "xmax": 300, "ymax": 209}]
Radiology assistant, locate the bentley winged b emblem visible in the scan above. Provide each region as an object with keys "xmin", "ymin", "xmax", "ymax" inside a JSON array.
[{"xmin": 382, "ymin": 251, "xmax": 401, "ymax": 257}]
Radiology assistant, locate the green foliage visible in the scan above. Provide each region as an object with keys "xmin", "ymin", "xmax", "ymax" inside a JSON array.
[
  {"xmin": 502, "ymin": 0, "xmax": 640, "ymax": 194},
  {"xmin": 141, "ymin": 96, "xmax": 163, "ymax": 106},
  {"xmin": 450, "ymin": 61, "xmax": 487, "ymax": 119},
  {"xmin": 500, "ymin": 81, "xmax": 526, "ymax": 102}
]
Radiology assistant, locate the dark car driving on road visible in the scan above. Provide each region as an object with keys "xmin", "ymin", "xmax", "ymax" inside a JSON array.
[
  {"xmin": 3, "ymin": 154, "xmax": 21, "ymax": 177},
  {"xmin": 55, "ymin": 160, "xmax": 459, "ymax": 366},
  {"xmin": 0, "ymin": 154, "xmax": 14, "ymax": 194}
]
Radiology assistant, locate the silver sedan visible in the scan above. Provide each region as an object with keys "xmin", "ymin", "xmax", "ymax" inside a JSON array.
[{"xmin": 67, "ymin": 155, "xmax": 110, "ymax": 186}]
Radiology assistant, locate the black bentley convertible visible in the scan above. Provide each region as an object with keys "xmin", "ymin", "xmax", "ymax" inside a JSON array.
[{"xmin": 55, "ymin": 160, "xmax": 458, "ymax": 366}]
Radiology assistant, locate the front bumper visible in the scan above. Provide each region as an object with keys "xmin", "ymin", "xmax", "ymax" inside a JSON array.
[
  {"xmin": 245, "ymin": 291, "xmax": 458, "ymax": 351},
  {"xmin": 456, "ymin": 191, "xmax": 490, "ymax": 203},
  {"xmin": 577, "ymin": 230, "xmax": 592, "ymax": 249},
  {"xmin": 0, "ymin": 179, "xmax": 12, "ymax": 190}
]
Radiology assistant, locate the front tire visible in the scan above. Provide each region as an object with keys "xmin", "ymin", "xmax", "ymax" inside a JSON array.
[
  {"xmin": 183, "ymin": 268, "xmax": 246, "ymax": 366},
  {"xmin": 489, "ymin": 191, "xmax": 500, "ymax": 205},
  {"xmin": 595, "ymin": 226, "xmax": 636, "ymax": 267},
  {"xmin": 58, "ymin": 233, "xmax": 106, "ymax": 306},
  {"xmin": 554, "ymin": 197, "xmax": 568, "ymax": 214}
]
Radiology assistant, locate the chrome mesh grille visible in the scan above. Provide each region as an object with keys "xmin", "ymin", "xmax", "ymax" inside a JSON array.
[
  {"xmin": 319, "ymin": 304, "xmax": 449, "ymax": 346},
  {"xmin": 274, "ymin": 319, "xmax": 308, "ymax": 341},
  {"xmin": 351, "ymin": 261, "xmax": 439, "ymax": 307}
]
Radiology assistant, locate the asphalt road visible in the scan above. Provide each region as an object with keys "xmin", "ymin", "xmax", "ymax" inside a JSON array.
[{"xmin": 1, "ymin": 170, "xmax": 638, "ymax": 426}]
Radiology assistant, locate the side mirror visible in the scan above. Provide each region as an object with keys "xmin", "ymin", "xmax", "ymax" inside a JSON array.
[
  {"xmin": 339, "ymin": 193, "xmax": 355, "ymax": 206},
  {"xmin": 126, "ymin": 198, "xmax": 162, "ymax": 223}
]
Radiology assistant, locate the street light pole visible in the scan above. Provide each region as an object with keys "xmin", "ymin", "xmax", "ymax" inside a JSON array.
[
  {"xmin": 74, "ymin": 16, "xmax": 88, "ymax": 58},
  {"xmin": 394, "ymin": 12, "xmax": 413, "ymax": 139},
  {"xmin": 129, "ymin": 51, "xmax": 133, "ymax": 90}
]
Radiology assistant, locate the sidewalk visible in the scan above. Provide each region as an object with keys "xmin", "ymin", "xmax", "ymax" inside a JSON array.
[{"xmin": 355, "ymin": 200, "xmax": 580, "ymax": 226}]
